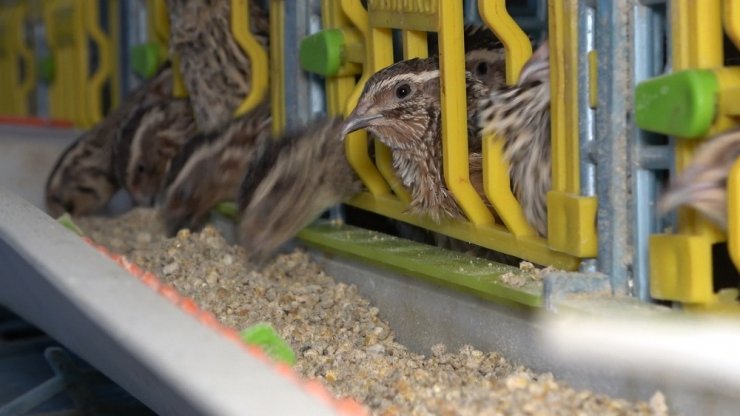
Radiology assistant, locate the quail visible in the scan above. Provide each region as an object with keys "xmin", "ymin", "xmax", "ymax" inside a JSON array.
[
  {"xmin": 237, "ymin": 116, "xmax": 361, "ymax": 264},
  {"xmin": 166, "ymin": 0, "xmax": 269, "ymax": 132},
  {"xmin": 45, "ymin": 63, "xmax": 174, "ymax": 218},
  {"xmin": 159, "ymin": 101, "xmax": 272, "ymax": 236},
  {"xmin": 658, "ymin": 128, "xmax": 740, "ymax": 230},
  {"xmin": 342, "ymin": 41, "xmax": 551, "ymax": 235},
  {"xmin": 113, "ymin": 98, "xmax": 199, "ymax": 206}
]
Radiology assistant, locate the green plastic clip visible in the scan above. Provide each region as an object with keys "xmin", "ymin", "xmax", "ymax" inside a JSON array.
[
  {"xmin": 635, "ymin": 69, "xmax": 719, "ymax": 139},
  {"xmin": 241, "ymin": 322, "xmax": 296, "ymax": 366},
  {"xmin": 131, "ymin": 42, "xmax": 165, "ymax": 80},
  {"xmin": 38, "ymin": 56, "xmax": 54, "ymax": 84},
  {"xmin": 299, "ymin": 29, "xmax": 345, "ymax": 77}
]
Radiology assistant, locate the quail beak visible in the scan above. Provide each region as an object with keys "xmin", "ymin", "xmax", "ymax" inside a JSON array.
[{"xmin": 340, "ymin": 112, "xmax": 383, "ymax": 140}]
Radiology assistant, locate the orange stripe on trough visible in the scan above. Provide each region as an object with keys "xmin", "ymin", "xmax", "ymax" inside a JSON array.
[{"xmin": 0, "ymin": 115, "xmax": 74, "ymax": 129}]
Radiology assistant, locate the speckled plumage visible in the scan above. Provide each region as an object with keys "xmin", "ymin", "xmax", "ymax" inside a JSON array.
[
  {"xmin": 658, "ymin": 128, "xmax": 740, "ymax": 230},
  {"xmin": 478, "ymin": 42, "xmax": 551, "ymax": 236},
  {"xmin": 159, "ymin": 101, "xmax": 272, "ymax": 235},
  {"xmin": 114, "ymin": 98, "xmax": 198, "ymax": 206},
  {"xmin": 343, "ymin": 42, "xmax": 551, "ymax": 236},
  {"xmin": 45, "ymin": 64, "xmax": 174, "ymax": 217},
  {"xmin": 166, "ymin": 0, "xmax": 269, "ymax": 132},
  {"xmin": 237, "ymin": 117, "xmax": 361, "ymax": 264},
  {"xmin": 342, "ymin": 57, "xmax": 491, "ymax": 223}
]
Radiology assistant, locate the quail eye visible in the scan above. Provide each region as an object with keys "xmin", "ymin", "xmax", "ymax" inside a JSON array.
[
  {"xmin": 136, "ymin": 163, "xmax": 146, "ymax": 174},
  {"xmin": 395, "ymin": 83, "xmax": 411, "ymax": 99},
  {"xmin": 476, "ymin": 62, "xmax": 488, "ymax": 76}
]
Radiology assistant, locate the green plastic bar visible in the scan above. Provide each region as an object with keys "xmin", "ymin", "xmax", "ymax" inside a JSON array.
[
  {"xmin": 635, "ymin": 69, "xmax": 718, "ymax": 139},
  {"xmin": 131, "ymin": 42, "xmax": 165, "ymax": 80},
  {"xmin": 299, "ymin": 29, "xmax": 345, "ymax": 77},
  {"xmin": 298, "ymin": 221, "xmax": 543, "ymax": 308}
]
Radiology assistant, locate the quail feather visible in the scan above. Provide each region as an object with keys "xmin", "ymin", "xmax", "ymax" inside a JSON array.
[{"xmin": 45, "ymin": 63, "xmax": 175, "ymax": 217}]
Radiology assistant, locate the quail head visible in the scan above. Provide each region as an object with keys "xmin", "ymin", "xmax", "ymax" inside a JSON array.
[
  {"xmin": 159, "ymin": 101, "xmax": 272, "ymax": 236},
  {"xmin": 237, "ymin": 116, "xmax": 361, "ymax": 265},
  {"xmin": 114, "ymin": 98, "xmax": 198, "ymax": 206},
  {"xmin": 166, "ymin": 0, "xmax": 269, "ymax": 132},
  {"xmin": 45, "ymin": 63, "xmax": 174, "ymax": 217},
  {"xmin": 658, "ymin": 128, "xmax": 740, "ymax": 230}
]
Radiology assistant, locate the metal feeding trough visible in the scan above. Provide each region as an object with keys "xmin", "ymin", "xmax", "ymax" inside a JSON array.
[
  {"xmin": 2, "ymin": 122, "xmax": 740, "ymax": 415},
  {"xmin": 0, "ymin": 126, "xmax": 351, "ymax": 415}
]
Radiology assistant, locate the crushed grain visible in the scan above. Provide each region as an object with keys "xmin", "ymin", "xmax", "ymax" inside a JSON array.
[{"xmin": 75, "ymin": 208, "xmax": 668, "ymax": 415}]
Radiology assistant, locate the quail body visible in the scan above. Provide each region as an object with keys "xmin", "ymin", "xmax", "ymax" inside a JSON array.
[
  {"xmin": 45, "ymin": 64, "xmax": 174, "ymax": 217},
  {"xmin": 166, "ymin": 0, "xmax": 269, "ymax": 132},
  {"xmin": 160, "ymin": 101, "xmax": 272, "ymax": 235},
  {"xmin": 658, "ymin": 128, "xmax": 740, "ymax": 230},
  {"xmin": 478, "ymin": 42, "xmax": 551, "ymax": 236},
  {"xmin": 114, "ymin": 98, "xmax": 198, "ymax": 206},
  {"xmin": 237, "ymin": 117, "xmax": 361, "ymax": 264}
]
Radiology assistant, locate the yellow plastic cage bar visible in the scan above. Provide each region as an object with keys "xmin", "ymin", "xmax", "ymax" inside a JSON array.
[
  {"xmin": 231, "ymin": 0, "xmax": 269, "ymax": 117},
  {"xmin": 83, "ymin": 1, "xmax": 114, "ymax": 126},
  {"xmin": 147, "ymin": 1, "xmax": 186, "ymax": 98},
  {"xmin": 649, "ymin": 0, "xmax": 730, "ymax": 306},
  {"xmin": 545, "ymin": 0, "xmax": 598, "ymax": 257},
  {"xmin": 336, "ymin": 0, "xmax": 393, "ymax": 197},
  {"xmin": 725, "ymin": 0, "xmax": 740, "ymax": 275},
  {"xmin": 0, "ymin": 2, "xmax": 35, "ymax": 116},
  {"xmin": 321, "ymin": 0, "xmax": 580, "ymax": 269},
  {"xmin": 729, "ymin": 160, "xmax": 740, "ymax": 273},
  {"xmin": 479, "ymin": 0, "xmax": 536, "ymax": 238},
  {"xmin": 321, "ymin": 0, "xmax": 363, "ymax": 118},
  {"xmin": 146, "ymin": 1, "xmax": 185, "ymax": 97},
  {"xmin": 43, "ymin": 0, "xmax": 86, "ymax": 126},
  {"xmin": 269, "ymin": 0, "xmax": 285, "ymax": 134},
  {"xmin": 43, "ymin": 0, "xmax": 117, "ymax": 128},
  {"xmin": 148, "ymin": 0, "xmax": 169, "ymax": 48}
]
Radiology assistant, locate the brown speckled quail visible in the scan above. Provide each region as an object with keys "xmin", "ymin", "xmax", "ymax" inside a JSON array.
[
  {"xmin": 237, "ymin": 116, "xmax": 361, "ymax": 264},
  {"xmin": 341, "ymin": 57, "xmax": 490, "ymax": 223},
  {"xmin": 159, "ymin": 101, "xmax": 272, "ymax": 236},
  {"xmin": 342, "ymin": 42, "xmax": 551, "ymax": 236},
  {"xmin": 45, "ymin": 63, "xmax": 174, "ymax": 218},
  {"xmin": 166, "ymin": 0, "xmax": 269, "ymax": 132},
  {"xmin": 113, "ymin": 98, "xmax": 199, "ymax": 206}
]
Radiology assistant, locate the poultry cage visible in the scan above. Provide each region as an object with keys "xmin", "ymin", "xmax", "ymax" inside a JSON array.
[{"xmin": 1, "ymin": 0, "xmax": 739, "ymax": 414}]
